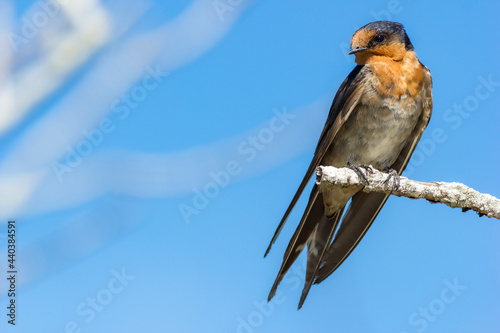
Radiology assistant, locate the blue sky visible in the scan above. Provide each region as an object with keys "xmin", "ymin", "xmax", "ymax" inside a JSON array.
[{"xmin": 1, "ymin": 0, "xmax": 500, "ymax": 332}]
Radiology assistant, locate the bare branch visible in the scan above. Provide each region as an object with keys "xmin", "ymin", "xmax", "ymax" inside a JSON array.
[{"xmin": 316, "ymin": 166, "xmax": 500, "ymax": 219}]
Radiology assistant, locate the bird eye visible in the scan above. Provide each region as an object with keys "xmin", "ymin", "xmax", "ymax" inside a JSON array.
[{"xmin": 374, "ymin": 35, "xmax": 385, "ymax": 43}]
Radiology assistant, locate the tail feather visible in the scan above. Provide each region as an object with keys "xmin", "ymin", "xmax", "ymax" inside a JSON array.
[
  {"xmin": 297, "ymin": 209, "xmax": 342, "ymax": 309},
  {"xmin": 315, "ymin": 191, "xmax": 389, "ymax": 284},
  {"xmin": 268, "ymin": 185, "xmax": 323, "ymax": 301}
]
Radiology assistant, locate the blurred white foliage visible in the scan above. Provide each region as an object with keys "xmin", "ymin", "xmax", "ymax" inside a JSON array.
[{"xmin": 0, "ymin": 0, "xmax": 252, "ymax": 218}]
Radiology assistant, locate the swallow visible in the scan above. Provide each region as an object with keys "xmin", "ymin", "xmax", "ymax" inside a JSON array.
[{"xmin": 265, "ymin": 21, "xmax": 433, "ymax": 308}]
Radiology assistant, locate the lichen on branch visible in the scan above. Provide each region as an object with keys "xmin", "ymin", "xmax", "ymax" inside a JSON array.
[{"xmin": 316, "ymin": 166, "xmax": 500, "ymax": 219}]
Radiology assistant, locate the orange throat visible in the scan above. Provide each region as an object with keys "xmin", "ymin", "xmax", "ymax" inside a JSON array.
[{"xmin": 356, "ymin": 50, "xmax": 425, "ymax": 99}]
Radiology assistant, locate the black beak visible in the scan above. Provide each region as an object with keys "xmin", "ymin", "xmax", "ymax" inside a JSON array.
[{"xmin": 347, "ymin": 47, "xmax": 367, "ymax": 55}]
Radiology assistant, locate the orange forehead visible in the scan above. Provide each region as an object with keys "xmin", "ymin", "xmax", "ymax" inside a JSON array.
[{"xmin": 351, "ymin": 29, "xmax": 376, "ymax": 48}]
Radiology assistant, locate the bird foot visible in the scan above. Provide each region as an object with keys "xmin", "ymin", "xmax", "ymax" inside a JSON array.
[
  {"xmin": 347, "ymin": 162, "xmax": 373, "ymax": 185},
  {"xmin": 383, "ymin": 167, "xmax": 400, "ymax": 193}
]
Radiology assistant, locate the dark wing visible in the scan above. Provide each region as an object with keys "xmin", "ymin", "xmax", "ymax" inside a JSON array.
[
  {"xmin": 264, "ymin": 65, "xmax": 365, "ymax": 257},
  {"xmin": 315, "ymin": 65, "xmax": 433, "ymax": 283},
  {"xmin": 267, "ymin": 65, "xmax": 367, "ymax": 306}
]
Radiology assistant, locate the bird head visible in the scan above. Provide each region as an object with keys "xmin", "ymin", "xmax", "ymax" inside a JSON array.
[{"xmin": 348, "ymin": 21, "xmax": 414, "ymax": 64}]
